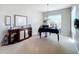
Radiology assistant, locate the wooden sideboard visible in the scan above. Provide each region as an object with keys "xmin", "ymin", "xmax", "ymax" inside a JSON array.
[{"xmin": 8, "ymin": 27, "xmax": 32, "ymax": 45}]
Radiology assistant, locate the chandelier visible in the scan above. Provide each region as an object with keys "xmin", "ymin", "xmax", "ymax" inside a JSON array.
[{"xmin": 43, "ymin": 4, "xmax": 49, "ymax": 23}]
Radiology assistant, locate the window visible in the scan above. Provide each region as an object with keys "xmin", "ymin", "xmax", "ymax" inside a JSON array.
[{"xmin": 47, "ymin": 14, "xmax": 62, "ymax": 29}]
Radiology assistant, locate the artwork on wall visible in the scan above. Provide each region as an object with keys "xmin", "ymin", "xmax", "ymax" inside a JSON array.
[
  {"xmin": 14, "ymin": 15, "xmax": 28, "ymax": 27},
  {"xmin": 4, "ymin": 15, "xmax": 28, "ymax": 29},
  {"xmin": 5, "ymin": 16, "xmax": 11, "ymax": 26}
]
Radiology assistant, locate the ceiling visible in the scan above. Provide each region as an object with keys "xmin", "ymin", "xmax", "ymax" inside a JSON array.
[
  {"xmin": 37, "ymin": 4, "xmax": 73, "ymax": 12},
  {"xmin": 0, "ymin": 4, "xmax": 73, "ymax": 12},
  {"xmin": 22, "ymin": 4, "xmax": 73, "ymax": 12}
]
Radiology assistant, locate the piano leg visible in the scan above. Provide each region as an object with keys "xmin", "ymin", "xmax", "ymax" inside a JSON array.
[
  {"xmin": 39, "ymin": 32, "xmax": 41, "ymax": 38},
  {"xmin": 45, "ymin": 32, "xmax": 47, "ymax": 37},
  {"xmin": 57, "ymin": 34, "xmax": 59, "ymax": 42}
]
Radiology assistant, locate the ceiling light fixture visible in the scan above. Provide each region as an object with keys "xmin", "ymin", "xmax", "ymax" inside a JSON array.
[{"xmin": 43, "ymin": 4, "xmax": 49, "ymax": 23}]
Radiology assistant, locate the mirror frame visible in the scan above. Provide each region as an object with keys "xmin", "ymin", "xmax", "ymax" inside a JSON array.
[
  {"xmin": 5, "ymin": 16, "xmax": 11, "ymax": 26},
  {"xmin": 14, "ymin": 15, "xmax": 28, "ymax": 27}
]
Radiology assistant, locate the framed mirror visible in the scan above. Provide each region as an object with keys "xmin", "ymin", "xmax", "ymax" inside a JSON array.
[
  {"xmin": 14, "ymin": 15, "xmax": 27, "ymax": 27},
  {"xmin": 5, "ymin": 16, "xmax": 11, "ymax": 26}
]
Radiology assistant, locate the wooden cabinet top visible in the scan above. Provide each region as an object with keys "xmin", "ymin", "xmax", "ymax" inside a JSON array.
[{"xmin": 8, "ymin": 27, "xmax": 32, "ymax": 31}]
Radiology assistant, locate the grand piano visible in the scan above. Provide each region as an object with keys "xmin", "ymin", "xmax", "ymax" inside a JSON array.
[{"xmin": 38, "ymin": 25, "xmax": 59, "ymax": 42}]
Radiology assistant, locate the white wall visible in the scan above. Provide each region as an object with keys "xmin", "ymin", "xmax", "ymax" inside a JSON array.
[
  {"xmin": 43, "ymin": 8, "xmax": 71, "ymax": 37},
  {"xmin": 76, "ymin": 5, "xmax": 79, "ymax": 19},
  {"xmin": 0, "ymin": 4, "xmax": 43, "ymax": 42}
]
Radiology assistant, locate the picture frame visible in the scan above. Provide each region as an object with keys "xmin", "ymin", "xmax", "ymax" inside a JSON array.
[{"xmin": 5, "ymin": 16, "xmax": 11, "ymax": 26}]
